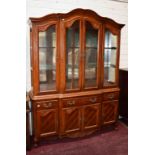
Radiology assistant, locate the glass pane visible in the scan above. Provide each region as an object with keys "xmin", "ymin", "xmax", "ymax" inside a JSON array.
[
  {"xmin": 84, "ymin": 21, "xmax": 98, "ymax": 88},
  {"xmin": 104, "ymin": 30, "xmax": 117, "ymax": 86},
  {"xmin": 39, "ymin": 26, "xmax": 56, "ymax": 91},
  {"xmin": 105, "ymin": 30, "xmax": 117, "ymax": 48},
  {"xmin": 66, "ymin": 21, "xmax": 80, "ymax": 90}
]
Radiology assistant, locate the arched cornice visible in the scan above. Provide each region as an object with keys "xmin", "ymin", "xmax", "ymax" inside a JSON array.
[{"xmin": 29, "ymin": 8, "xmax": 124, "ymax": 29}]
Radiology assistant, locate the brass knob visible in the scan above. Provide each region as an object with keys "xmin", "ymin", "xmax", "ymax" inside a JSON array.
[{"xmin": 37, "ymin": 104, "xmax": 40, "ymax": 108}]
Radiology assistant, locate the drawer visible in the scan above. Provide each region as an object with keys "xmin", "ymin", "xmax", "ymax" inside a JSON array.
[
  {"xmin": 35, "ymin": 100, "xmax": 58, "ymax": 110},
  {"xmin": 62, "ymin": 98, "xmax": 79, "ymax": 108},
  {"xmin": 62, "ymin": 96, "xmax": 100, "ymax": 108},
  {"xmin": 80, "ymin": 96, "xmax": 101, "ymax": 105},
  {"xmin": 103, "ymin": 92, "xmax": 119, "ymax": 101}
]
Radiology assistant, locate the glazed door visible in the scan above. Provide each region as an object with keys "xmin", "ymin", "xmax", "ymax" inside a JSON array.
[
  {"xmin": 36, "ymin": 109, "xmax": 58, "ymax": 137},
  {"xmin": 83, "ymin": 19, "xmax": 102, "ymax": 89},
  {"xmin": 61, "ymin": 107, "xmax": 81, "ymax": 134},
  {"xmin": 102, "ymin": 100, "xmax": 118, "ymax": 125},
  {"xmin": 103, "ymin": 29, "xmax": 119, "ymax": 87},
  {"xmin": 62, "ymin": 19, "xmax": 82, "ymax": 91},
  {"xmin": 37, "ymin": 23, "xmax": 59, "ymax": 94},
  {"xmin": 82, "ymin": 103, "xmax": 100, "ymax": 130}
]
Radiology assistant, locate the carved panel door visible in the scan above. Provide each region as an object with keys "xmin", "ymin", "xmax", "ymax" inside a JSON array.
[
  {"xmin": 61, "ymin": 107, "xmax": 81, "ymax": 134},
  {"xmin": 36, "ymin": 109, "xmax": 58, "ymax": 137},
  {"xmin": 82, "ymin": 103, "xmax": 100, "ymax": 130},
  {"xmin": 102, "ymin": 101, "xmax": 118, "ymax": 125}
]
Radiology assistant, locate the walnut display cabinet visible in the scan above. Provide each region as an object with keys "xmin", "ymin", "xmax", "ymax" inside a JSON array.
[{"xmin": 29, "ymin": 8, "xmax": 124, "ymax": 145}]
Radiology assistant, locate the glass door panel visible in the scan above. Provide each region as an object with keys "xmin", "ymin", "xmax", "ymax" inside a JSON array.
[
  {"xmin": 66, "ymin": 21, "xmax": 80, "ymax": 90},
  {"xmin": 39, "ymin": 26, "xmax": 56, "ymax": 91},
  {"xmin": 84, "ymin": 21, "xmax": 98, "ymax": 88},
  {"xmin": 104, "ymin": 30, "xmax": 117, "ymax": 86}
]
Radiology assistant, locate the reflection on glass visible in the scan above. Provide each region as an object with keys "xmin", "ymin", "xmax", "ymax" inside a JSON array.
[
  {"xmin": 104, "ymin": 30, "xmax": 117, "ymax": 86},
  {"xmin": 105, "ymin": 30, "xmax": 117, "ymax": 48},
  {"xmin": 66, "ymin": 21, "xmax": 80, "ymax": 89},
  {"xmin": 84, "ymin": 21, "xmax": 98, "ymax": 88},
  {"xmin": 39, "ymin": 26, "xmax": 56, "ymax": 91}
]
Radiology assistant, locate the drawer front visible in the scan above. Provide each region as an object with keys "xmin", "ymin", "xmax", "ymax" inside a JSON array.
[
  {"xmin": 35, "ymin": 100, "xmax": 58, "ymax": 110},
  {"xmin": 103, "ymin": 92, "xmax": 119, "ymax": 101},
  {"xmin": 62, "ymin": 96, "xmax": 100, "ymax": 108},
  {"xmin": 62, "ymin": 98, "xmax": 79, "ymax": 108},
  {"xmin": 80, "ymin": 96, "xmax": 101, "ymax": 105}
]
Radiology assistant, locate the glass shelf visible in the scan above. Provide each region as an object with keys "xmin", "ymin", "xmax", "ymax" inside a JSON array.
[{"xmin": 39, "ymin": 47, "xmax": 56, "ymax": 48}]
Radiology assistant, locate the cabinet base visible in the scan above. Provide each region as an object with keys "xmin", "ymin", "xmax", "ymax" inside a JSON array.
[{"xmin": 32, "ymin": 124, "xmax": 117, "ymax": 147}]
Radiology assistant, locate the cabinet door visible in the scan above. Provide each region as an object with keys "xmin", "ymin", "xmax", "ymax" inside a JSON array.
[
  {"xmin": 103, "ymin": 29, "xmax": 119, "ymax": 87},
  {"xmin": 61, "ymin": 107, "xmax": 81, "ymax": 134},
  {"xmin": 102, "ymin": 101, "xmax": 118, "ymax": 125},
  {"xmin": 83, "ymin": 20, "xmax": 101, "ymax": 89},
  {"xmin": 36, "ymin": 109, "xmax": 58, "ymax": 137},
  {"xmin": 82, "ymin": 103, "xmax": 100, "ymax": 130},
  {"xmin": 38, "ymin": 24, "xmax": 58, "ymax": 93},
  {"xmin": 63, "ymin": 20, "xmax": 81, "ymax": 91}
]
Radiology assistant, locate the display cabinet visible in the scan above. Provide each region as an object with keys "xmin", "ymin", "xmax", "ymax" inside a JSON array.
[{"xmin": 29, "ymin": 8, "xmax": 124, "ymax": 145}]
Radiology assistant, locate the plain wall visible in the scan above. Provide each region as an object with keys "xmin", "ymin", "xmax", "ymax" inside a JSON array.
[{"xmin": 26, "ymin": 0, "xmax": 128, "ymax": 91}]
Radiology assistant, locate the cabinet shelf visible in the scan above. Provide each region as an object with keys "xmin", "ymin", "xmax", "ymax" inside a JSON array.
[
  {"xmin": 39, "ymin": 64, "xmax": 56, "ymax": 70},
  {"xmin": 39, "ymin": 47, "xmax": 56, "ymax": 48},
  {"xmin": 86, "ymin": 47, "xmax": 97, "ymax": 48},
  {"xmin": 104, "ymin": 47, "xmax": 117, "ymax": 49}
]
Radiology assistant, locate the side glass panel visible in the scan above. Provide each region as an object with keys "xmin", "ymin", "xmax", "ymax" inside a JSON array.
[
  {"xmin": 104, "ymin": 30, "xmax": 117, "ymax": 86},
  {"xmin": 39, "ymin": 25, "xmax": 56, "ymax": 91},
  {"xmin": 84, "ymin": 21, "xmax": 98, "ymax": 88},
  {"xmin": 66, "ymin": 21, "xmax": 80, "ymax": 90}
]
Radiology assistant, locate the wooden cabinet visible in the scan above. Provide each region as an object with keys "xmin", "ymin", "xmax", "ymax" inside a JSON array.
[
  {"xmin": 82, "ymin": 103, "xmax": 100, "ymax": 130},
  {"xmin": 102, "ymin": 100, "xmax": 118, "ymax": 125},
  {"xmin": 61, "ymin": 97, "xmax": 100, "ymax": 135},
  {"xmin": 29, "ymin": 9, "xmax": 124, "ymax": 145},
  {"xmin": 61, "ymin": 107, "xmax": 81, "ymax": 134},
  {"xmin": 36, "ymin": 109, "xmax": 58, "ymax": 137},
  {"xmin": 33, "ymin": 100, "xmax": 58, "ymax": 143}
]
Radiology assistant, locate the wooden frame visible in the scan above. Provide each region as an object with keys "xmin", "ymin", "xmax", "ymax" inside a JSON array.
[{"xmin": 29, "ymin": 8, "xmax": 124, "ymax": 145}]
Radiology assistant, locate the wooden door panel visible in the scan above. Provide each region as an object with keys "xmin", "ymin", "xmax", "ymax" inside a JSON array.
[
  {"xmin": 61, "ymin": 107, "xmax": 81, "ymax": 134},
  {"xmin": 82, "ymin": 103, "xmax": 100, "ymax": 130},
  {"xmin": 37, "ymin": 109, "xmax": 58, "ymax": 137},
  {"xmin": 102, "ymin": 100, "xmax": 118, "ymax": 125}
]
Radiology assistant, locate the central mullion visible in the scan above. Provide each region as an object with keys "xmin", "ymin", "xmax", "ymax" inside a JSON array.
[
  {"xmin": 81, "ymin": 19, "xmax": 85, "ymax": 89},
  {"xmin": 71, "ymin": 28, "xmax": 75, "ymax": 89}
]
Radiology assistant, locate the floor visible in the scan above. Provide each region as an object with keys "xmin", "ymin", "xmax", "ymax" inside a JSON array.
[{"xmin": 27, "ymin": 121, "xmax": 128, "ymax": 155}]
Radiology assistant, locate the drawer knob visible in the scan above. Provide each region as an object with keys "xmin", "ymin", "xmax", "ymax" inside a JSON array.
[
  {"xmin": 89, "ymin": 98, "xmax": 97, "ymax": 103},
  {"xmin": 37, "ymin": 104, "xmax": 40, "ymax": 108},
  {"xmin": 108, "ymin": 94, "xmax": 114, "ymax": 99},
  {"xmin": 67, "ymin": 101, "xmax": 75, "ymax": 106}
]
